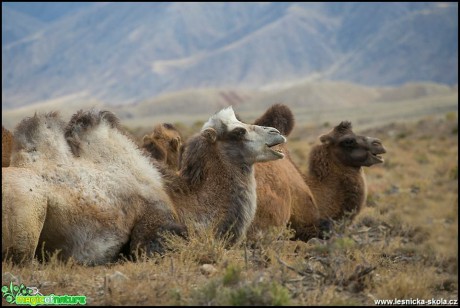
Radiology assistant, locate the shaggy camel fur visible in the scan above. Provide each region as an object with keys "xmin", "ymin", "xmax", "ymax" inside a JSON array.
[
  {"xmin": 306, "ymin": 121, "xmax": 386, "ymax": 221},
  {"xmin": 153, "ymin": 105, "xmax": 322, "ymax": 242},
  {"xmin": 65, "ymin": 110, "xmax": 186, "ymax": 258},
  {"xmin": 159, "ymin": 106, "xmax": 287, "ymax": 244},
  {"xmin": 142, "ymin": 123, "xmax": 183, "ymax": 170},
  {"xmin": 2, "ymin": 126, "xmax": 14, "ymax": 167},
  {"xmin": 3, "ymin": 111, "xmax": 182, "ymax": 265}
]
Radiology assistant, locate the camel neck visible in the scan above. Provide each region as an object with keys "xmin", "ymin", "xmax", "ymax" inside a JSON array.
[
  {"xmin": 176, "ymin": 140, "xmax": 258, "ymax": 243},
  {"xmin": 215, "ymin": 164, "xmax": 257, "ymax": 243}
]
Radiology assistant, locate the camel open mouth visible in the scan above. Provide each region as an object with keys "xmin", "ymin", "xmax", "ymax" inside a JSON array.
[
  {"xmin": 266, "ymin": 143, "xmax": 285, "ymax": 158},
  {"xmin": 371, "ymin": 152, "xmax": 385, "ymax": 163}
]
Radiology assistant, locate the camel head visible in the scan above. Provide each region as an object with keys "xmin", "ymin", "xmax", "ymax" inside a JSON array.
[
  {"xmin": 201, "ymin": 106, "xmax": 287, "ymax": 163},
  {"xmin": 319, "ymin": 121, "xmax": 386, "ymax": 167},
  {"xmin": 143, "ymin": 123, "xmax": 183, "ymax": 170}
]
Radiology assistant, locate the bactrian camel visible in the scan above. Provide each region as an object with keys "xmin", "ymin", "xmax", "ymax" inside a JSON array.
[
  {"xmin": 255, "ymin": 104, "xmax": 386, "ymax": 232},
  {"xmin": 3, "ymin": 111, "xmax": 182, "ymax": 265},
  {"xmin": 157, "ymin": 106, "xmax": 287, "ymax": 244},
  {"xmin": 305, "ymin": 120, "xmax": 386, "ymax": 221},
  {"xmin": 149, "ymin": 106, "xmax": 322, "ymax": 242}
]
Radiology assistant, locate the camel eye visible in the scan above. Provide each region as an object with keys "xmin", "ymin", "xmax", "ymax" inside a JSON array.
[
  {"xmin": 233, "ymin": 127, "xmax": 247, "ymax": 137},
  {"xmin": 341, "ymin": 138, "xmax": 356, "ymax": 147},
  {"xmin": 232, "ymin": 127, "xmax": 247, "ymax": 138},
  {"xmin": 163, "ymin": 123, "xmax": 174, "ymax": 130}
]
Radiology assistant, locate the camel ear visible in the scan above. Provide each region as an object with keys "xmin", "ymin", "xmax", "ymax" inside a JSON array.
[
  {"xmin": 319, "ymin": 134, "xmax": 332, "ymax": 144},
  {"xmin": 201, "ymin": 128, "xmax": 217, "ymax": 143},
  {"xmin": 170, "ymin": 137, "xmax": 181, "ymax": 151}
]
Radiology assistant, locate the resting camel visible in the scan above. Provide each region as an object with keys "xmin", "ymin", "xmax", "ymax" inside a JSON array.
[
  {"xmin": 150, "ymin": 106, "xmax": 322, "ymax": 242},
  {"xmin": 66, "ymin": 107, "xmax": 286, "ymax": 246},
  {"xmin": 3, "ymin": 111, "xmax": 183, "ymax": 265},
  {"xmin": 305, "ymin": 120, "xmax": 386, "ymax": 221},
  {"xmin": 158, "ymin": 107, "xmax": 287, "ymax": 244},
  {"xmin": 250, "ymin": 105, "xmax": 322, "ymax": 241},
  {"xmin": 142, "ymin": 123, "xmax": 183, "ymax": 170},
  {"xmin": 2, "ymin": 126, "xmax": 14, "ymax": 167},
  {"xmin": 254, "ymin": 104, "xmax": 386, "ymax": 226}
]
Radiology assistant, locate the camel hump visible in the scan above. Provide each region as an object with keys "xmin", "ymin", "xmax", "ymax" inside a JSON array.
[
  {"xmin": 253, "ymin": 104, "xmax": 294, "ymax": 136},
  {"xmin": 13, "ymin": 111, "xmax": 64, "ymax": 150}
]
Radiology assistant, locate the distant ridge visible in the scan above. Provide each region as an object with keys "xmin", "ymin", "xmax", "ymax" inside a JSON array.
[
  {"xmin": 2, "ymin": 81, "xmax": 457, "ymax": 130},
  {"xmin": 2, "ymin": 2, "xmax": 458, "ymax": 109}
]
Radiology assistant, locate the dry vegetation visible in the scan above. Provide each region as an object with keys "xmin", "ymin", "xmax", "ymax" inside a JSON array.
[{"xmin": 2, "ymin": 111, "xmax": 458, "ymax": 306}]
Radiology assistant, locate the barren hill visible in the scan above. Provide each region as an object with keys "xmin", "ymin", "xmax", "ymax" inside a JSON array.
[{"xmin": 2, "ymin": 2, "xmax": 457, "ymax": 109}]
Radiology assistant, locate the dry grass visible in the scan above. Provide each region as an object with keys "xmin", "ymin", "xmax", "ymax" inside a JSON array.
[{"xmin": 2, "ymin": 112, "xmax": 458, "ymax": 306}]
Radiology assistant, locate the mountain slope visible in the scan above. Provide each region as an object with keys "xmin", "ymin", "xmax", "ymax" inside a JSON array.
[
  {"xmin": 2, "ymin": 2, "xmax": 458, "ymax": 109},
  {"xmin": 328, "ymin": 4, "xmax": 458, "ymax": 85}
]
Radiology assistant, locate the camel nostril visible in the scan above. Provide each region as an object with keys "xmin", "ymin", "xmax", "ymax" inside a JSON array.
[
  {"xmin": 371, "ymin": 140, "xmax": 382, "ymax": 147},
  {"xmin": 265, "ymin": 127, "xmax": 280, "ymax": 135}
]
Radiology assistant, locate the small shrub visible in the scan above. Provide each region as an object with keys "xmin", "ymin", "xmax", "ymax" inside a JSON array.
[
  {"xmin": 222, "ymin": 265, "xmax": 241, "ymax": 286},
  {"xmin": 226, "ymin": 281, "xmax": 291, "ymax": 306},
  {"xmin": 191, "ymin": 276, "xmax": 291, "ymax": 306},
  {"xmin": 191, "ymin": 280, "xmax": 219, "ymax": 305}
]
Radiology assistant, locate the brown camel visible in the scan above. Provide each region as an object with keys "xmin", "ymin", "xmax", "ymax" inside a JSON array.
[
  {"xmin": 3, "ymin": 111, "xmax": 183, "ymax": 265},
  {"xmin": 250, "ymin": 105, "xmax": 322, "ymax": 241},
  {"xmin": 150, "ymin": 106, "xmax": 322, "ymax": 242},
  {"xmin": 142, "ymin": 123, "xmax": 183, "ymax": 170},
  {"xmin": 305, "ymin": 120, "xmax": 386, "ymax": 221},
  {"xmin": 254, "ymin": 104, "xmax": 386, "ymax": 229},
  {"xmin": 2, "ymin": 126, "xmax": 14, "ymax": 167},
  {"xmin": 158, "ymin": 106, "xmax": 287, "ymax": 244}
]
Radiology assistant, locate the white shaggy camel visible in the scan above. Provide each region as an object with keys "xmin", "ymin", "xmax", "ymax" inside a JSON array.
[{"xmin": 3, "ymin": 111, "xmax": 182, "ymax": 265}]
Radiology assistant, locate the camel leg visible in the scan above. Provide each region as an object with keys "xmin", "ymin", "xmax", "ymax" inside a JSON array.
[
  {"xmin": 2, "ymin": 169, "xmax": 48, "ymax": 264},
  {"xmin": 129, "ymin": 201, "xmax": 187, "ymax": 259}
]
